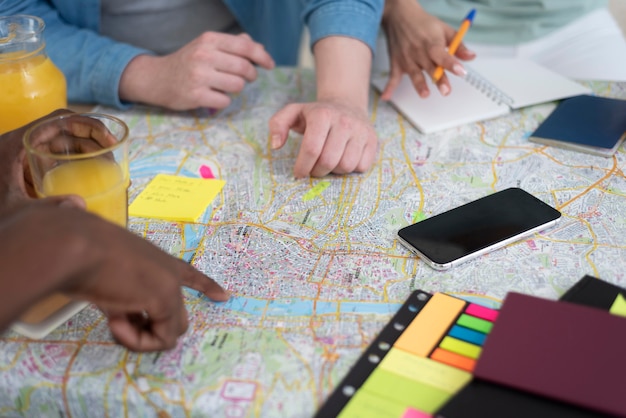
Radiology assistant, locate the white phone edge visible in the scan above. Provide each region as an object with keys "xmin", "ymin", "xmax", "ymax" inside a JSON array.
[{"xmin": 397, "ymin": 217, "xmax": 561, "ymax": 271}]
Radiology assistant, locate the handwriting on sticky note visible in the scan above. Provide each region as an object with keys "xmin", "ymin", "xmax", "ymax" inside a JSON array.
[
  {"xmin": 303, "ymin": 180, "xmax": 330, "ymax": 202},
  {"xmin": 610, "ymin": 293, "xmax": 626, "ymax": 317},
  {"xmin": 129, "ymin": 174, "xmax": 225, "ymax": 222}
]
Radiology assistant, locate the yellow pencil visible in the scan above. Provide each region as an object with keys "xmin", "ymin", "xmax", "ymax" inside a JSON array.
[{"xmin": 433, "ymin": 9, "xmax": 476, "ymax": 82}]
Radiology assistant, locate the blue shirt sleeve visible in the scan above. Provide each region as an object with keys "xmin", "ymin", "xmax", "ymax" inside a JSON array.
[{"xmin": 303, "ymin": 0, "xmax": 384, "ymax": 55}]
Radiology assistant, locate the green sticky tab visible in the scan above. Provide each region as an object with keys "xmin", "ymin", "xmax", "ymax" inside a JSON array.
[
  {"xmin": 610, "ymin": 294, "xmax": 626, "ymax": 317},
  {"xmin": 338, "ymin": 389, "xmax": 406, "ymax": 418},
  {"xmin": 456, "ymin": 313, "xmax": 493, "ymax": 334},
  {"xmin": 362, "ymin": 367, "xmax": 451, "ymax": 414},
  {"xmin": 439, "ymin": 336, "xmax": 482, "ymax": 360}
]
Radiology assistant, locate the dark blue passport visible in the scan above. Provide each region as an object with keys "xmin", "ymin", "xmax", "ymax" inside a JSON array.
[{"xmin": 529, "ymin": 94, "xmax": 626, "ymax": 157}]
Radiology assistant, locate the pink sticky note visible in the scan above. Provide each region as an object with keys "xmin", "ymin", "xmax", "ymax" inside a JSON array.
[
  {"xmin": 199, "ymin": 165, "xmax": 215, "ymax": 179},
  {"xmin": 401, "ymin": 407, "xmax": 432, "ymax": 418}
]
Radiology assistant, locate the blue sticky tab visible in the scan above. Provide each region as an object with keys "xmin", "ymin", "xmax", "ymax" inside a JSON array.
[{"xmin": 448, "ymin": 325, "xmax": 486, "ymax": 346}]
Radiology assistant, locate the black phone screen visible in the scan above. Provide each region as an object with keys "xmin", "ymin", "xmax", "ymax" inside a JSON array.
[{"xmin": 397, "ymin": 188, "xmax": 561, "ymax": 266}]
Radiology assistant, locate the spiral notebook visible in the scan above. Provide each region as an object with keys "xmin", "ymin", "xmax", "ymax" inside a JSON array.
[{"xmin": 372, "ymin": 57, "xmax": 591, "ymax": 134}]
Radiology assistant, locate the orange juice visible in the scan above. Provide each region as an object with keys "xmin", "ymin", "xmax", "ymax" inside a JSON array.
[
  {"xmin": 40, "ymin": 158, "xmax": 129, "ymax": 227},
  {"xmin": 21, "ymin": 158, "xmax": 128, "ymax": 325},
  {"xmin": 0, "ymin": 54, "xmax": 67, "ymax": 134}
]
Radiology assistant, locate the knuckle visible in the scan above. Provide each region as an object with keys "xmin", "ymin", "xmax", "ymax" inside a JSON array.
[
  {"xmin": 199, "ymin": 31, "xmax": 218, "ymax": 44},
  {"xmin": 231, "ymin": 77, "xmax": 246, "ymax": 92}
]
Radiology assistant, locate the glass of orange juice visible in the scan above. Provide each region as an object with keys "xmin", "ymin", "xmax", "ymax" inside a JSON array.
[
  {"xmin": 0, "ymin": 15, "xmax": 67, "ymax": 134},
  {"xmin": 19, "ymin": 113, "xmax": 130, "ymax": 327}
]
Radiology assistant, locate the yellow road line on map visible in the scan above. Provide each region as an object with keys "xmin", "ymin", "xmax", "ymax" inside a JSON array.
[
  {"xmin": 556, "ymin": 156, "xmax": 619, "ymax": 211},
  {"xmin": 176, "ymin": 153, "xmax": 190, "ymax": 175},
  {"xmin": 578, "ymin": 217, "xmax": 600, "ymax": 277},
  {"xmin": 62, "ymin": 339, "xmax": 87, "ymax": 417},
  {"xmin": 0, "ymin": 343, "xmax": 26, "ymax": 370},
  {"xmin": 399, "ymin": 113, "xmax": 423, "ymax": 211}
]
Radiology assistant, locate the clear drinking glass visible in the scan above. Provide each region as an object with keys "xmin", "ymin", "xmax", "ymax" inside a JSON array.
[{"xmin": 18, "ymin": 113, "xmax": 130, "ymax": 326}]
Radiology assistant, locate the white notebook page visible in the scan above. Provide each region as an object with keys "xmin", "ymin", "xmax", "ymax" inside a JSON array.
[{"xmin": 372, "ymin": 72, "xmax": 509, "ymax": 134}]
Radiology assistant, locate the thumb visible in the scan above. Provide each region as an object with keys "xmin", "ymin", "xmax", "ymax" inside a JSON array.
[
  {"xmin": 40, "ymin": 194, "xmax": 87, "ymax": 210},
  {"xmin": 268, "ymin": 103, "xmax": 305, "ymax": 150}
]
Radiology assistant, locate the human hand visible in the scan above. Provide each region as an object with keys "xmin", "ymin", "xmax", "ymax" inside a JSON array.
[
  {"xmin": 120, "ymin": 32, "xmax": 275, "ymax": 110},
  {"xmin": 269, "ymin": 99, "xmax": 378, "ymax": 178},
  {"xmin": 1, "ymin": 196, "xmax": 229, "ymax": 352},
  {"xmin": 380, "ymin": 0, "xmax": 475, "ymax": 100},
  {"xmin": 0, "ymin": 109, "xmax": 72, "ymax": 210},
  {"xmin": 0, "ymin": 110, "xmax": 123, "ymax": 212}
]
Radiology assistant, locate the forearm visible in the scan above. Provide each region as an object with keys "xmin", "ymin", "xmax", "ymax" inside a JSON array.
[
  {"xmin": 313, "ymin": 36, "xmax": 372, "ymax": 112},
  {"xmin": 0, "ymin": 206, "xmax": 98, "ymax": 330},
  {"xmin": 118, "ymin": 54, "xmax": 163, "ymax": 105}
]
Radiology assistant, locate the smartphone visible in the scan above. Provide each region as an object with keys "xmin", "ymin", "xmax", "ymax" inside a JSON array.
[{"xmin": 397, "ymin": 188, "xmax": 561, "ymax": 270}]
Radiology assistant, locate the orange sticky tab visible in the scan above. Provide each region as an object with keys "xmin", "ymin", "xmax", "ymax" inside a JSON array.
[
  {"xmin": 430, "ymin": 348, "xmax": 476, "ymax": 372},
  {"xmin": 394, "ymin": 293, "xmax": 466, "ymax": 357}
]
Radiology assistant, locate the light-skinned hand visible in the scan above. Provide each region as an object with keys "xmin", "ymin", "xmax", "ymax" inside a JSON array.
[
  {"xmin": 381, "ymin": 0, "xmax": 475, "ymax": 100},
  {"xmin": 120, "ymin": 32, "xmax": 275, "ymax": 110},
  {"xmin": 269, "ymin": 99, "xmax": 378, "ymax": 178}
]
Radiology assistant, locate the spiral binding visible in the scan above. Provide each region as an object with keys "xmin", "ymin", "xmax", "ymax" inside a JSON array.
[{"xmin": 464, "ymin": 66, "xmax": 514, "ymax": 107}]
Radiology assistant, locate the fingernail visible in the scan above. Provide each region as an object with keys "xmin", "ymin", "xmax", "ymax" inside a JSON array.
[
  {"xmin": 440, "ymin": 84, "xmax": 450, "ymax": 96},
  {"xmin": 271, "ymin": 134, "xmax": 281, "ymax": 149},
  {"xmin": 452, "ymin": 64, "xmax": 467, "ymax": 77}
]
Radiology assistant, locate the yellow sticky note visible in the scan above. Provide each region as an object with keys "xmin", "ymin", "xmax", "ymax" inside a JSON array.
[
  {"xmin": 129, "ymin": 174, "xmax": 225, "ymax": 222},
  {"xmin": 609, "ymin": 294, "xmax": 626, "ymax": 317}
]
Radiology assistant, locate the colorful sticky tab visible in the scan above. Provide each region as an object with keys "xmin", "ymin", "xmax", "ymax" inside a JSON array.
[
  {"xmin": 338, "ymin": 390, "xmax": 407, "ymax": 418},
  {"xmin": 610, "ymin": 294, "xmax": 626, "ymax": 317},
  {"xmin": 430, "ymin": 348, "xmax": 476, "ymax": 372},
  {"xmin": 379, "ymin": 348, "xmax": 471, "ymax": 393},
  {"xmin": 438, "ymin": 336, "xmax": 482, "ymax": 360},
  {"xmin": 361, "ymin": 368, "xmax": 451, "ymax": 414},
  {"xmin": 129, "ymin": 174, "xmax": 225, "ymax": 222},
  {"xmin": 395, "ymin": 293, "xmax": 466, "ymax": 357},
  {"xmin": 456, "ymin": 313, "xmax": 494, "ymax": 334},
  {"xmin": 448, "ymin": 325, "xmax": 487, "ymax": 346},
  {"xmin": 465, "ymin": 303, "xmax": 499, "ymax": 322}
]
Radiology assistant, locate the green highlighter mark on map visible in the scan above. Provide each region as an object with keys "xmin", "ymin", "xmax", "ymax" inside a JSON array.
[
  {"xmin": 412, "ymin": 211, "xmax": 426, "ymax": 224},
  {"xmin": 303, "ymin": 180, "xmax": 330, "ymax": 202}
]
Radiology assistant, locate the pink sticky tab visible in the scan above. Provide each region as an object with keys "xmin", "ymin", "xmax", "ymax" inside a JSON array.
[
  {"xmin": 199, "ymin": 165, "xmax": 215, "ymax": 179},
  {"xmin": 465, "ymin": 303, "xmax": 499, "ymax": 322},
  {"xmin": 401, "ymin": 407, "xmax": 432, "ymax": 418}
]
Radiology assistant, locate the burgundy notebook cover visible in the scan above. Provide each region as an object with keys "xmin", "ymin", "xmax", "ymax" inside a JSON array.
[{"xmin": 473, "ymin": 292, "xmax": 626, "ymax": 417}]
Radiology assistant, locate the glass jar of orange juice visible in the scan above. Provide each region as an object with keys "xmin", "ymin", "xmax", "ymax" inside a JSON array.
[{"xmin": 0, "ymin": 15, "xmax": 67, "ymax": 134}]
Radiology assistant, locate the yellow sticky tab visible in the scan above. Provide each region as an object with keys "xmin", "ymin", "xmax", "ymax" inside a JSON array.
[
  {"xmin": 395, "ymin": 293, "xmax": 466, "ymax": 357},
  {"xmin": 610, "ymin": 294, "xmax": 626, "ymax": 317},
  {"xmin": 129, "ymin": 174, "xmax": 225, "ymax": 222},
  {"xmin": 379, "ymin": 348, "xmax": 471, "ymax": 393}
]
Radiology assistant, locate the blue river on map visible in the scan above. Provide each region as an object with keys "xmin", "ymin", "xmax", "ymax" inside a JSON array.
[{"xmin": 185, "ymin": 289, "xmax": 403, "ymax": 317}]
